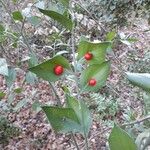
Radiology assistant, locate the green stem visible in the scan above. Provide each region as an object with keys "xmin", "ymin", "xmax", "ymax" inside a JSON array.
[
  {"xmin": 49, "ymin": 81, "xmax": 80, "ymax": 149},
  {"xmin": 71, "ymin": 25, "xmax": 89, "ymax": 150},
  {"xmin": 48, "ymin": 82, "xmax": 61, "ymax": 106}
]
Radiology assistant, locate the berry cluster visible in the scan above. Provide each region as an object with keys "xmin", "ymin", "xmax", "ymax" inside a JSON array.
[{"xmin": 53, "ymin": 52, "xmax": 97, "ymax": 86}]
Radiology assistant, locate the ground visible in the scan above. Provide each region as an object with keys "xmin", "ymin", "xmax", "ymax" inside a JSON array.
[{"xmin": 0, "ymin": 1, "xmax": 150, "ymax": 150}]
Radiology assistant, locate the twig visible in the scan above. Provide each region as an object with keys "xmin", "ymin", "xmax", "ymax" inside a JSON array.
[
  {"xmin": 21, "ymin": 18, "xmax": 26, "ymax": 33},
  {"xmin": 84, "ymin": 132, "xmax": 89, "ymax": 150},
  {"xmin": 48, "ymin": 82, "xmax": 61, "ymax": 106},
  {"xmin": 70, "ymin": 24, "xmax": 82, "ymax": 150},
  {"xmin": 71, "ymin": 132, "xmax": 80, "ymax": 150},
  {"xmin": 121, "ymin": 115, "xmax": 150, "ymax": 127}
]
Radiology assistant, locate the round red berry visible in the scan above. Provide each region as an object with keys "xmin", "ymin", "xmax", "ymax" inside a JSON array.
[
  {"xmin": 88, "ymin": 79, "xmax": 97, "ymax": 86},
  {"xmin": 84, "ymin": 52, "xmax": 93, "ymax": 60},
  {"xmin": 54, "ymin": 65, "xmax": 64, "ymax": 75}
]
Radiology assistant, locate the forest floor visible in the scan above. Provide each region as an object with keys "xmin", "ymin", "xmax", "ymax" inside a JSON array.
[{"xmin": 0, "ymin": 1, "xmax": 150, "ymax": 150}]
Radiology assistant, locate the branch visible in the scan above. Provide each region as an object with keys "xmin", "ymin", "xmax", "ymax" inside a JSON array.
[
  {"xmin": 71, "ymin": 132, "xmax": 80, "ymax": 150},
  {"xmin": 121, "ymin": 115, "xmax": 150, "ymax": 127}
]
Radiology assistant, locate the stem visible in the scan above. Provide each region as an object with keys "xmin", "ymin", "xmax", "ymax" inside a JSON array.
[
  {"xmin": 71, "ymin": 30, "xmax": 80, "ymax": 98},
  {"xmin": 121, "ymin": 115, "xmax": 150, "ymax": 127},
  {"xmin": 84, "ymin": 132, "xmax": 89, "ymax": 150},
  {"xmin": 71, "ymin": 28, "xmax": 77, "ymax": 73},
  {"xmin": 48, "ymin": 82, "xmax": 61, "ymax": 106},
  {"xmin": 71, "ymin": 132, "xmax": 80, "ymax": 150},
  {"xmin": 70, "ymin": 2, "xmax": 90, "ymax": 147},
  {"xmin": 71, "ymin": 20, "xmax": 89, "ymax": 150}
]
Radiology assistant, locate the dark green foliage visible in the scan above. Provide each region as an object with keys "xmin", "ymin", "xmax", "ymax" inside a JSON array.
[
  {"xmin": 38, "ymin": 8, "xmax": 73, "ymax": 30},
  {"xmin": 0, "ymin": 117, "xmax": 20, "ymax": 145}
]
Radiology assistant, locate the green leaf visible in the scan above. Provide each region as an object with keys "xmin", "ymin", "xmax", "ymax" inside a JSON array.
[
  {"xmin": 28, "ymin": 52, "xmax": 38, "ymax": 68},
  {"xmin": 120, "ymin": 40, "xmax": 131, "ymax": 46},
  {"xmin": 14, "ymin": 98, "xmax": 28, "ymax": 112},
  {"xmin": 0, "ymin": 91, "xmax": 5, "ymax": 100},
  {"xmin": 60, "ymin": 0, "xmax": 70, "ymax": 7},
  {"xmin": 77, "ymin": 40, "xmax": 111, "ymax": 65},
  {"xmin": 29, "ymin": 55, "xmax": 71, "ymax": 82},
  {"xmin": 12, "ymin": 0, "xmax": 18, "ymax": 3},
  {"xmin": 0, "ymin": 24, "xmax": 6, "ymax": 43},
  {"xmin": 12, "ymin": 11, "xmax": 23, "ymax": 21},
  {"xmin": 27, "ymin": 16, "xmax": 41, "ymax": 26},
  {"xmin": 38, "ymin": 8, "xmax": 73, "ymax": 30},
  {"xmin": 8, "ymin": 92, "xmax": 15, "ymax": 104},
  {"xmin": 126, "ymin": 72, "xmax": 150, "ymax": 92},
  {"xmin": 42, "ymin": 106, "xmax": 81, "ymax": 133},
  {"xmin": 66, "ymin": 96, "xmax": 92, "ymax": 136},
  {"xmin": 0, "ymin": 58, "xmax": 8, "ymax": 76},
  {"xmin": 126, "ymin": 38, "xmax": 138, "ymax": 42},
  {"xmin": 14, "ymin": 88, "xmax": 22, "ymax": 94},
  {"xmin": 80, "ymin": 61, "xmax": 110, "ymax": 92},
  {"xmin": 109, "ymin": 125, "xmax": 137, "ymax": 150},
  {"xmin": 32, "ymin": 101, "xmax": 41, "ymax": 112},
  {"xmin": 6, "ymin": 68, "xmax": 16, "ymax": 87},
  {"xmin": 106, "ymin": 31, "xmax": 116, "ymax": 41},
  {"xmin": 12, "ymin": 42, "xmax": 18, "ymax": 48},
  {"xmin": 0, "ymin": 24, "xmax": 5, "ymax": 33},
  {"xmin": 25, "ymin": 71, "xmax": 38, "ymax": 84}
]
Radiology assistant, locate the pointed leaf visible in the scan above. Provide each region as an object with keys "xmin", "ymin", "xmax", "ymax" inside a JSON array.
[
  {"xmin": 29, "ymin": 55, "xmax": 70, "ymax": 82},
  {"xmin": 14, "ymin": 98, "xmax": 28, "ymax": 112},
  {"xmin": 0, "ymin": 24, "xmax": 5, "ymax": 33},
  {"xmin": 32, "ymin": 101, "xmax": 41, "ymax": 113},
  {"xmin": 109, "ymin": 125, "xmax": 137, "ymax": 150},
  {"xmin": 106, "ymin": 31, "xmax": 116, "ymax": 41},
  {"xmin": 27, "ymin": 16, "xmax": 41, "ymax": 26},
  {"xmin": 77, "ymin": 40, "xmax": 111, "ymax": 65},
  {"xmin": 28, "ymin": 52, "xmax": 38, "ymax": 68},
  {"xmin": 38, "ymin": 8, "xmax": 73, "ymax": 30},
  {"xmin": 80, "ymin": 61, "xmax": 110, "ymax": 92},
  {"xmin": 0, "ymin": 58, "xmax": 8, "ymax": 76},
  {"xmin": 66, "ymin": 96, "xmax": 92, "ymax": 136},
  {"xmin": 0, "ymin": 91, "xmax": 5, "ymax": 100},
  {"xmin": 14, "ymin": 87, "xmax": 22, "ymax": 94},
  {"xmin": 5, "ymin": 68, "xmax": 16, "ymax": 87},
  {"xmin": 42, "ymin": 106, "xmax": 81, "ymax": 133},
  {"xmin": 60, "ymin": 0, "xmax": 70, "ymax": 7},
  {"xmin": 126, "ymin": 72, "xmax": 150, "ymax": 92},
  {"xmin": 25, "ymin": 71, "xmax": 38, "ymax": 84},
  {"xmin": 12, "ymin": 11, "xmax": 23, "ymax": 21}
]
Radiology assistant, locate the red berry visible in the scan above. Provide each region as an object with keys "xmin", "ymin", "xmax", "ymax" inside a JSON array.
[
  {"xmin": 88, "ymin": 79, "xmax": 97, "ymax": 86},
  {"xmin": 84, "ymin": 52, "xmax": 93, "ymax": 60},
  {"xmin": 54, "ymin": 65, "xmax": 64, "ymax": 75}
]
